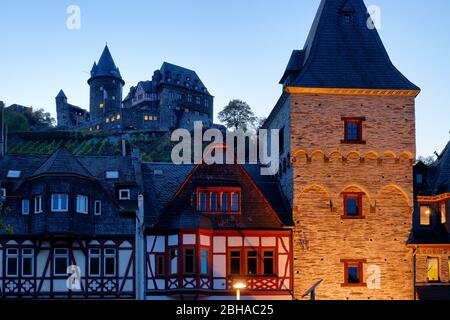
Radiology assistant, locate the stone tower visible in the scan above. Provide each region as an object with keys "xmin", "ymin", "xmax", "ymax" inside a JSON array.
[
  {"xmin": 264, "ymin": 0, "xmax": 420, "ymax": 300},
  {"xmin": 55, "ymin": 89, "xmax": 68, "ymax": 127},
  {"xmin": 88, "ymin": 45, "xmax": 124, "ymax": 126}
]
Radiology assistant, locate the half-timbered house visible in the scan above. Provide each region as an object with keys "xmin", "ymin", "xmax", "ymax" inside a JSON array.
[
  {"xmin": 0, "ymin": 148, "xmax": 140, "ymax": 298},
  {"xmin": 142, "ymin": 157, "xmax": 293, "ymax": 300}
]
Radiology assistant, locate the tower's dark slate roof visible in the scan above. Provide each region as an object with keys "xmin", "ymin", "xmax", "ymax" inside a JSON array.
[
  {"xmin": 56, "ymin": 90, "xmax": 67, "ymax": 99},
  {"xmin": 88, "ymin": 45, "xmax": 124, "ymax": 84},
  {"xmin": 280, "ymin": 0, "xmax": 419, "ymax": 90},
  {"xmin": 31, "ymin": 147, "xmax": 92, "ymax": 178}
]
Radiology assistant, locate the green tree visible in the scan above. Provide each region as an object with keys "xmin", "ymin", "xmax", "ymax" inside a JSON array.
[
  {"xmin": 218, "ymin": 99, "xmax": 257, "ymax": 131},
  {"xmin": 25, "ymin": 108, "xmax": 55, "ymax": 130},
  {"xmin": 4, "ymin": 109, "xmax": 30, "ymax": 132}
]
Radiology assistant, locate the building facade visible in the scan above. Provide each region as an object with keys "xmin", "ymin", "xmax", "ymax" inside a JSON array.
[
  {"xmin": 263, "ymin": 0, "xmax": 419, "ymax": 300},
  {"xmin": 56, "ymin": 46, "xmax": 214, "ymax": 133}
]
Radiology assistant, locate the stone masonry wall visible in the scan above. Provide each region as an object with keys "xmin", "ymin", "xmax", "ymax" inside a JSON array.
[{"xmin": 291, "ymin": 93, "xmax": 416, "ymax": 300}]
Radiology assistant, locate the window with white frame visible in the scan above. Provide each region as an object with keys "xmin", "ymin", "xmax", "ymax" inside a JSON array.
[
  {"xmin": 119, "ymin": 189, "xmax": 130, "ymax": 200},
  {"xmin": 22, "ymin": 199, "xmax": 30, "ymax": 215},
  {"xmin": 76, "ymin": 195, "xmax": 88, "ymax": 214},
  {"xmin": 22, "ymin": 248, "xmax": 34, "ymax": 277},
  {"xmin": 6, "ymin": 249, "xmax": 19, "ymax": 277},
  {"xmin": 54, "ymin": 249, "xmax": 69, "ymax": 276},
  {"xmin": 94, "ymin": 200, "xmax": 102, "ymax": 215},
  {"xmin": 51, "ymin": 194, "xmax": 69, "ymax": 212},
  {"xmin": 88, "ymin": 248, "xmax": 101, "ymax": 276},
  {"xmin": 34, "ymin": 195, "xmax": 43, "ymax": 213},
  {"xmin": 104, "ymin": 249, "xmax": 116, "ymax": 277}
]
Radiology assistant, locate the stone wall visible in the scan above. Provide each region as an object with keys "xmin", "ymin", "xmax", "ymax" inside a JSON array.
[{"xmin": 290, "ymin": 93, "xmax": 416, "ymax": 300}]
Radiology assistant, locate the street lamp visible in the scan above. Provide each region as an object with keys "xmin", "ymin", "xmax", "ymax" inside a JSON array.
[{"xmin": 233, "ymin": 281, "xmax": 246, "ymax": 301}]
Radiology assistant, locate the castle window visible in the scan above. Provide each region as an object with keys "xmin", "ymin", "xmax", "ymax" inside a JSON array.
[
  {"xmin": 34, "ymin": 195, "xmax": 43, "ymax": 214},
  {"xmin": 342, "ymin": 259, "xmax": 366, "ymax": 286},
  {"xmin": 76, "ymin": 195, "xmax": 89, "ymax": 214},
  {"xmin": 420, "ymin": 205, "xmax": 431, "ymax": 226},
  {"xmin": 94, "ymin": 200, "xmax": 102, "ymax": 216},
  {"xmin": 427, "ymin": 257, "xmax": 439, "ymax": 282},
  {"xmin": 22, "ymin": 249, "xmax": 34, "ymax": 277},
  {"xmin": 116, "ymin": 114, "xmax": 121, "ymax": 120},
  {"xmin": 51, "ymin": 194, "xmax": 69, "ymax": 212},
  {"xmin": 196, "ymin": 96, "xmax": 201, "ymax": 105},
  {"xmin": 1, "ymin": 188, "xmax": 6, "ymax": 200},
  {"xmin": 104, "ymin": 249, "xmax": 116, "ymax": 277},
  {"xmin": 88, "ymin": 249, "xmax": 101, "ymax": 276},
  {"xmin": 184, "ymin": 248, "xmax": 195, "ymax": 274},
  {"xmin": 188, "ymin": 95, "xmax": 192, "ymax": 103},
  {"xmin": 119, "ymin": 189, "xmax": 131, "ymax": 200},
  {"xmin": 96, "ymin": 125, "xmax": 100, "ymax": 130},
  {"xmin": 6, "ymin": 249, "xmax": 18, "ymax": 277},
  {"xmin": 99, "ymin": 103, "xmax": 104, "ymax": 109},
  {"xmin": 54, "ymin": 249, "xmax": 69, "ymax": 276},
  {"xmin": 440, "ymin": 202, "xmax": 447, "ymax": 224},
  {"xmin": 342, "ymin": 117, "xmax": 366, "ymax": 144},
  {"xmin": 205, "ymin": 99, "xmax": 209, "ymax": 107},
  {"xmin": 22, "ymin": 199, "xmax": 30, "ymax": 215},
  {"xmin": 342, "ymin": 193, "xmax": 363, "ymax": 218}
]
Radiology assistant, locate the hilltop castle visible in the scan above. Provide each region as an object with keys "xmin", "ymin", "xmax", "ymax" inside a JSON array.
[{"xmin": 56, "ymin": 45, "xmax": 214, "ymax": 132}]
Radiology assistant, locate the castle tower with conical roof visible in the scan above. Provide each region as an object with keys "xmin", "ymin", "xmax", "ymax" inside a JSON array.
[{"xmin": 88, "ymin": 45, "xmax": 124, "ymax": 128}]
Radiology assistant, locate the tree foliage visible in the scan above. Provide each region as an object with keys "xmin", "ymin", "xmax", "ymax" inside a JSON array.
[
  {"xmin": 218, "ymin": 99, "xmax": 257, "ymax": 131},
  {"xmin": 4, "ymin": 109, "xmax": 30, "ymax": 132}
]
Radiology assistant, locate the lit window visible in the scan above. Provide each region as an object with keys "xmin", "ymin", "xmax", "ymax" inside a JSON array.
[
  {"xmin": 441, "ymin": 203, "xmax": 447, "ymax": 224},
  {"xmin": 170, "ymin": 249, "xmax": 178, "ymax": 275},
  {"xmin": 88, "ymin": 248, "xmax": 101, "ymax": 276},
  {"xmin": 106, "ymin": 171, "xmax": 119, "ymax": 179},
  {"xmin": 427, "ymin": 257, "xmax": 439, "ymax": 282},
  {"xmin": 51, "ymin": 194, "xmax": 69, "ymax": 212},
  {"xmin": 144, "ymin": 115, "xmax": 149, "ymax": 121},
  {"xmin": 105, "ymin": 118, "xmax": 110, "ymax": 123},
  {"xmin": 96, "ymin": 125, "xmax": 100, "ymax": 130},
  {"xmin": 116, "ymin": 114, "xmax": 121, "ymax": 120},
  {"xmin": 54, "ymin": 249, "xmax": 69, "ymax": 276},
  {"xmin": 343, "ymin": 193, "xmax": 363, "ymax": 218},
  {"xmin": 420, "ymin": 206, "xmax": 431, "ymax": 226},
  {"xmin": 200, "ymin": 249, "xmax": 209, "ymax": 274},
  {"xmin": 94, "ymin": 200, "xmax": 102, "ymax": 216},
  {"xmin": 104, "ymin": 249, "xmax": 116, "ymax": 277},
  {"xmin": 22, "ymin": 199, "xmax": 30, "ymax": 215},
  {"xmin": 7, "ymin": 170, "xmax": 21, "ymax": 178},
  {"xmin": 76, "ymin": 195, "xmax": 88, "ymax": 214},
  {"xmin": 184, "ymin": 248, "xmax": 195, "ymax": 274},
  {"xmin": 6, "ymin": 248, "xmax": 18, "ymax": 277},
  {"xmin": 119, "ymin": 189, "xmax": 130, "ymax": 200},
  {"xmin": 34, "ymin": 195, "xmax": 43, "ymax": 214},
  {"xmin": 99, "ymin": 103, "xmax": 104, "ymax": 109},
  {"xmin": 22, "ymin": 249, "xmax": 34, "ymax": 277}
]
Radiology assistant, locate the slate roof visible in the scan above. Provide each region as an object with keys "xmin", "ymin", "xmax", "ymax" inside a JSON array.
[
  {"xmin": 280, "ymin": 0, "xmax": 419, "ymax": 91},
  {"xmin": 159, "ymin": 62, "xmax": 211, "ymax": 95},
  {"xmin": 31, "ymin": 147, "xmax": 92, "ymax": 178},
  {"xmin": 56, "ymin": 90, "xmax": 67, "ymax": 99},
  {"xmin": 88, "ymin": 45, "xmax": 124, "ymax": 84}
]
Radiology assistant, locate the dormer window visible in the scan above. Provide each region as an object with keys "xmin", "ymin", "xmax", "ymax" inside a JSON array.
[
  {"xmin": 119, "ymin": 189, "xmax": 130, "ymax": 200},
  {"xmin": 343, "ymin": 13, "xmax": 353, "ymax": 24},
  {"xmin": 197, "ymin": 187, "xmax": 241, "ymax": 214}
]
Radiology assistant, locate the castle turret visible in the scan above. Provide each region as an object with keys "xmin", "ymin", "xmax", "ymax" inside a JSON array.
[
  {"xmin": 55, "ymin": 89, "xmax": 68, "ymax": 127},
  {"xmin": 88, "ymin": 45, "xmax": 124, "ymax": 127}
]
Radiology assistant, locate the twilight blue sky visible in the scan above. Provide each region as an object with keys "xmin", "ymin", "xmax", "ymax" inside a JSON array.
[{"xmin": 0, "ymin": 0, "xmax": 449, "ymax": 157}]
